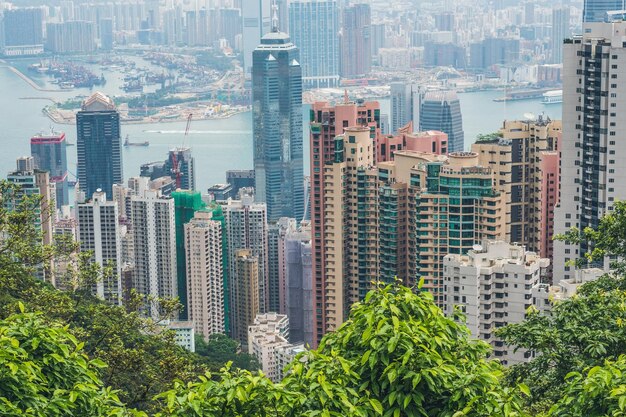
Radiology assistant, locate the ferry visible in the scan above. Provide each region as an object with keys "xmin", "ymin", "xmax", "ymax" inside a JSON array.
[{"xmin": 542, "ymin": 90, "xmax": 562, "ymax": 104}]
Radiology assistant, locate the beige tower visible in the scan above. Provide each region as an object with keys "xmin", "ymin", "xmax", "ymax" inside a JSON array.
[
  {"xmin": 472, "ymin": 117, "xmax": 561, "ymax": 255},
  {"xmin": 321, "ymin": 126, "xmax": 378, "ymax": 334},
  {"xmin": 231, "ymin": 249, "xmax": 260, "ymax": 348},
  {"xmin": 185, "ymin": 211, "xmax": 225, "ymax": 341}
]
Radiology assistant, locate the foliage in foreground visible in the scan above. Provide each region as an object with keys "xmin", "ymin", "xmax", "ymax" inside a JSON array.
[
  {"xmin": 156, "ymin": 283, "xmax": 527, "ymax": 417},
  {"xmin": 0, "ymin": 308, "xmax": 138, "ymax": 417},
  {"xmin": 498, "ymin": 200, "xmax": 626, "ymax": 415}
]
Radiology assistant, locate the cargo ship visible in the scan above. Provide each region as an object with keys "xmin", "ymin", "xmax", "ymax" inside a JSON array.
[{"xmin": 124, "ymin": 135, "xmax": 149, "ymax": 147}]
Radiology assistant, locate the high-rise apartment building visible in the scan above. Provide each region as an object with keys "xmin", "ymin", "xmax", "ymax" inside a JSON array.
[
  {"xmin": 583, "ymin": 0, "xmax": 625, "ymax": 23},
  {"xmin": 1, "ymin": 8, "xmax": 44, "ymax": 56},
  {"xmin": 340, "ymin": 3, "xmax": 371, "ymax": 78},
  {"xmin": 413, "ymin": 152, "xmax": 505, "ymax": 305},
  {"xmin": 46, "ymin": 21, "xmax": 96, "ymax": 53},
  {"xmin": 443, "ymin": 241, "xmax": 549, "ymax": 364},
  {"xmin": 76, "ymin": 92, "xmax": 123, "ymax": 198},
  {"xmin": 184, "ymin": 210, "xmax": 225, "ymax": 340},
  {"xmin": 173, "ymin": 190, "xmax": 206, "ymax": 319},
  {"xmin": 166, "ymin": 147, "xmax": 195, "ymax": 191},
  {"xmin": 315, "ymin": 126, "xmax": 378, "ymax": 338},
  {"xmin": 99, "ymin": 18, "xmax": 113, "ymax": 50},
  {"xmin": 472, "ymin": 117, "xmax": 561, "ymax": 256},
  {"xmin": 77, "ymin": 191, "xmax": 122, "ymax": 305},
  {"xmin": 232, "ymin": 249, "xmax": 260, "ymax": 347},
  {"xmin": 551, "ymin": 7, "xmax": 571, "ymax": 64},
  {"xmin": 268, "ymin": 217, "xmax": 297, "ymax": 313},
  {"xmin": 309, "ymin": 98, "xmax": 381, "ymax": 345},
  {"xmin": 252, "ymin": 28, "xmax": 304, "ymax": 221},
  {"xmin": 242, "ymin": 0, "xmax": 271, "ymax": 76},
  {"xmin": 284, "ymin": 222, "xmax": 313, "ymax": 345},
  {"xmin": 420, "ymin": 91, "xmax": 465, "ymax": 152},
  {"xmin": 223, "ymin": 194, "xmax": 269, "ymax": 318},
  {"xmin": 289, "ymin": 0, "xmax": 340, "ymax": 88},
  {"xmin": 554, "ymin": 22, "xmax": 626, "ymax": 282},
  {"xmin": 6, "ymin": 157, "xmax": 54, "ymax": 282},
  {"xmin": 130, "ymin": 189, "xmax": 177, "ymax": 319},
  {"xmin": 390, "ymin": 82, "xmax": 421, "ymax": 134},
  {"xmin": 30, "ymin": 131, "xmax": 69, "ymax": 209}
]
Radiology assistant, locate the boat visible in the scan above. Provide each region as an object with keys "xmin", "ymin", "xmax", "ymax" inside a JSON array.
[
  {"xmin": 124, "ymin": 135, "xmax": 149, "ymax": 147},
  {"xmin": 542, "ymin": 90, "xmax": 563, "ymax": 104}
]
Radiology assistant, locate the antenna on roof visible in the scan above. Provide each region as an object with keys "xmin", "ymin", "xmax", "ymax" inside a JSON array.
[
  {"xmin": 271, "ymin": 0, "xmax": 279, "ymax": 32},
  {"xmin": 344, "ymin": 89, "xmax": 349, "ymax": 104}
]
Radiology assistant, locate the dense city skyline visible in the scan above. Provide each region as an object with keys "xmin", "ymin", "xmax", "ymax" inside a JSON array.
[{"xmin": 4, "ymin": 0, "xmax": 626, "ymax": 387}]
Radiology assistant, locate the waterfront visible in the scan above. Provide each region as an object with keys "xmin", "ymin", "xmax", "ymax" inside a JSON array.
[{"xmin": 0, "ymin": 63, "xmax": 562, "ymax": 194}]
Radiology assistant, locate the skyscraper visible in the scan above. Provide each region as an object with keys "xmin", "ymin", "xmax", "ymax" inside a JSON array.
[
  {"xmin": 77, "ymin": 190, "xmax": 123, "ymax": 305},
  {"xmin": 242, "ymin": 0, "xmax": 271, "ymax": 76},
  {"xmin": 413, "ymin": 152, "xmax": 505, "ymax": 305},
  {"xmin": 1, "ymin": 8, "xmax": 44, "ymax": 56},
  {"xmin": 309, "ymin": 98, "xmax": 381, "ymax": 345},
  {"xmin": 340, "ymin": 4, "xmax": 371, "ymax": 78},
  {"xmin": 184, "ymin": 210, "xmax": 225, "ymax": 340},
  {"xmin": 166, "ymin": 147, "xmax": 196, "ymax": 191},
  {"xmin": 583, "ymin": 0, "xmax": 625, "ymax": 23},
  {"xmin": 390, "ymin": 82, "xmax": 421, "ymax": 134},
  {"xmin": 267, "ymin": 217, "xmax": 297, "ymax": 313},
  {"xmin": 6, "ymin": 157, "xmax": 54, "ymax": 282},
  {"xmin": 223, "ymin": 194, "xmax": 268, "ymax": 317},
  {"xmin": 472, "ymin": 117, "xmax": 561, "ymax": 256},
  {"xmin": 172, "ymin": 190, "xmax": 206, "ymax": 319},
  {"xmin": 420, "ymin": 91, "xmax": 465, "ymax": 152},
  {"xmin": 30, "ymin": 131, "xmax": 69, "ymax": 209},
  {"xmin": 252, "ymin": 26, "xmax": 304, "ymax": 221},
  {"xmin": 284, "ymin": 222, "xmax": 313, "ymax": 345},
  {"xmin": 76, "ymin": 92, "xmax": 123, "ymax": 198},
  {"xmin": 551, "ymin": 7, "xmax": 571, "ymax": 64},
  {"xmin": 130, "ymin": 189, "xmax": 177, "ymax": 319},
  {"xmin": 314, "ymin": 126, "xmax": 379, "ymax": 340},
  {"xmin": 231, "ymin": 249, "xmax": 260, "ymax": 347},
  {"xmin": 289, "ymin": 0, "xmax": 340, "ymax": 88},
  {"xmin": 554, "ymin": 22, "xmax": 626, "ymax": 282}
]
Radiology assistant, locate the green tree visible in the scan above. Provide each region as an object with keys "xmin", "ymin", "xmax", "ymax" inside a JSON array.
[
  {"xmin": 195, "ymin": 333, "xmax": 260, "ymax": 371},
  {"xmin": 498, "ymin": 200, "xmax": 626, "ymax": 414},
  {"xmin": 548, "ymin": 356, "xmax": 626, "ymax": 417},
  {"xmin": 0, "ymin": 180, "xmax": 204, "ymax": 413},
  {"xmin": 157, "ymin": 283, "xmax": 526, "ymax": 417},
  {"xmin": 0, "ymin": 306, "xmax": 139, "ymax": 416}
]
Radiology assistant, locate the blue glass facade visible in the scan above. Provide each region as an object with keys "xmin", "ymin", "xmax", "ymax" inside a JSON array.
[
  {"xmin": 252, "ymin": 31, "xmax": 304, "ymax": 222},
  {"xmin": 289, "ymin": 0, "xmax": 340, "ymax": 88},
  {"xmin": 76, "ymin": 93, "xmax": 123, "ymax": 198},
  {"xmin": 583, "ymin": 0, "xmax": 626, "ymax": 22},
  {"xmin": 420, "ymin": 91, "xmax": 465, "ymax": 153}
]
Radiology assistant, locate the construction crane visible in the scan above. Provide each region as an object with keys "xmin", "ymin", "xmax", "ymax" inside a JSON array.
[{"xmin": 171, "ymin": 113, "xmax": 193, "ymax": 189}]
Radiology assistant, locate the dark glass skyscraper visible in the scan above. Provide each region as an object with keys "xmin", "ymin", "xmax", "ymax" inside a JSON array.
[
  {"xmin": 583, "ymin": 0, "xmax": 625, "ymax": 22},
  {"xmin": 420, "ymin": 91, "xmax": 465, "ymax": 153},
  {"xmin": 76, "ymin": 92, "xmax": 123, "ymax": 198},
  {"xmin": 252, "ymin": 28, "xmax": 304, "ymax": 222}
]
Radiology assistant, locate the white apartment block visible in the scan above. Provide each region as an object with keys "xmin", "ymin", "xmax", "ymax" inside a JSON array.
[
  {"xmin": 184, "ymin": 211, "xmax": 225, "ymax": 340},
  {"xmin": 130, "ymin": 189, "xmax": 177, "ymax": 319},
  {"xmin": 222, "ymin": 194, "xmax": 269, "ymax": 314},
  {"xmin": 248, "ymin": 312, "xmax": 304, "ymax": 382},
  {"xmin": 533, "ymin": 267, "xmax": 605, "ymax": 312},
  {"xmin": 554, "ymin": 21, "xmax": 626, "ymax": 282},
  {"xmin": 443, "ymin": 241, "xmax": 549, "ymax": 365},
  {"xmin": 77, "ymin": 190, "xmax": 122, "ymax": 305}
]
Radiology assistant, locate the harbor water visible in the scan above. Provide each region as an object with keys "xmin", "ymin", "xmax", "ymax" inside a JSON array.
[{"xmin": 0, "ymin": 63, "xmax": 562, "ymax": 194}]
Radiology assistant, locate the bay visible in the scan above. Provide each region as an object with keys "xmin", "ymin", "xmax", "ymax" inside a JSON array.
[{"xmin": 0, "ymin": 63, "xmax": 562, "ymax": 195}]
